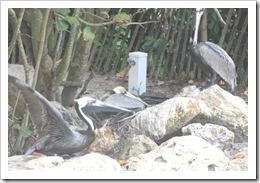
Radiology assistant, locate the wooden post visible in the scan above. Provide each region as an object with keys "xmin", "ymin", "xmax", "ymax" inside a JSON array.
[{"xmin": 128, "ymin": 52, "xmax": 147, "ymax": 96}]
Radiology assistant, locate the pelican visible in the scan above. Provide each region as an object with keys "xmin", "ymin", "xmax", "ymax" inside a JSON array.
[
  {"xmin": 8, "ymin": 75, "xmax": 132, "ymax": 157},
  {"xmin": 191, "ymin": 8, "xmax": 237, "ymax": 92},
  {"xmin": 100, "ymin": 86, "xmax": 149, "ymax": 111}
]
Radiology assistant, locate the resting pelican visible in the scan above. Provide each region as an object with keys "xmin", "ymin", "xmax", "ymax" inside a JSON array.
[
  {"xmin": 100, "ymin": 86, "xmax": 149, "ymax": 111},
  {"xmin": 8, "ymin": 75, "xmax": 132, "ymax": 156},
  {"xmin": 190, "ymin": 8, "xmax": 237, "ymax": 92}
]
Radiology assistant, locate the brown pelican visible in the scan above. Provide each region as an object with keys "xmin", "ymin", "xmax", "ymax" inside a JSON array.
[
  {"xmin": 190, "ymin": 8, "xmax": 237, "ymax": 92},
  {"xmin": 100, "ymin": 86, "xmax": 149, "ymax": 111},
  {"xmin": 8, "ymin": 75, "xmax": 132, "ymax": 157}
]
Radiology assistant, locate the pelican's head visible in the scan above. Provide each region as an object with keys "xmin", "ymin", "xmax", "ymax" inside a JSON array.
[
  {"xmin": 112, "ymin": 86, "xmax": 149, "ymax": 107},
  {"xmin": 193, "ymin": 8, "xmax": 205, "ymax": 46},
  {"xmin": 113, "ymin": 86, "xmax": 127, "ymax": 94},
  {"xmin": 73, "ymin": 96, "xmax": 134, "ymax": 130}
]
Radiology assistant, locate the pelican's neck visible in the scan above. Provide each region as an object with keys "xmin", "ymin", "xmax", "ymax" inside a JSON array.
[
  {"xmin": 193, "ymin": 10, "xmax": 203, "ymax": 46},
  {"xmin": 75, "ymin": 104, "xmax": 95, "ymax": 131}
]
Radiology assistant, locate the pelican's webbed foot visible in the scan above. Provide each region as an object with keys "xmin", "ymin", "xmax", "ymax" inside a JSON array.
[{"xmin": 196, "ymin": 80, "xmax": 213, "ymax": 91}]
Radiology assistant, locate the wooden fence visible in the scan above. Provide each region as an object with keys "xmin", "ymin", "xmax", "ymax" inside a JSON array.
[{"xmin": 87, "ymin": 8, "xmax": 248, "ymax": 85}]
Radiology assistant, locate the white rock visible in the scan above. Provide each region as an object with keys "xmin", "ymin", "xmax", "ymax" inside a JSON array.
[
  {"xmin": 8, "ymin": 153, "xmax": 123, "ymax": 171},
  {"xmin": 124, "ymin": 135, "xmax": 241, "ymax": 171},
  {"xmin": 119, "ymin": 135, "xmax": 158, "ymax": 160},
  {"xmin": 128, "ymin": 85, "xmax": 247, "ymax": 143},
  {"xmin": 182, "ymin": 123, "xmax": 234, "ymax": 150}
]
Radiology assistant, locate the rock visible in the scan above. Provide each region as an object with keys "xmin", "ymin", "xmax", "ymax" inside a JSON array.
[
  {"xmin": 129, "ymin": 96, "xmax": 206, "ymax": 142},
  {"xmin": 176, "ymin": 85, "xmax": 248, "ymax": 142},
  {"xmin": 182, "ymin": 123, "xmax": 234, "ymax": 150},
  {"xmin": 223, "ymin": 142, "xmax": 248, "ymax": 171},
  {"xmin": 119, "ymin": 135, "xmax": 158, "ymax": 160},
  {"xmin": 128, "ymin": 85, "xmax": 247, "ymax": 143},
  {"xmin": 8, "ymin": 155, "xmax": 64, "ymax": 170},
  {"xmin": 123, "ymin": 135, "xmax": 241, "ymax": 171},
  {"xmin": 55, "ymin": 153, "xmax": 123, "ymax": 171},
  {"xmin": 8, "ymin": 153, "xmax": 123, "ymax": 171}
]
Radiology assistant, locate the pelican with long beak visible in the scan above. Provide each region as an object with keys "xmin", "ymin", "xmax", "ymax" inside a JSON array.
[
  {"xmin": 9, "ymin": 75, "xmax": 126, "ymax": 157},
  {"xmin": 100, "ymin": 86, "xmax": 149, "ymax": 111},
  {"xmin": 191, "ymin": 8, "xmax": 236, "ymax": 92},
  {"xmin": 73, "ymin": 96, "xmax": 134, "ymax": 126}
]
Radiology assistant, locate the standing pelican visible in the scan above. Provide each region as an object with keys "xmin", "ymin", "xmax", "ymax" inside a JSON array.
[
  {"xmin": 100, "ymin": 86, "xmax": 149, "ymax": 111},
  {"xmin": 191, "ymin": 8, "xmax": 237, "ymax": 92},
  {"xmin": 8, "ymin": 75, "xmax": 131, "ymax": 156}
]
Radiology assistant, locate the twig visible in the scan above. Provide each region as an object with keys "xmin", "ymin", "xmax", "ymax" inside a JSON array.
[
  {"xmin": 55, "ymin": 11, "xmax": 160, "ymax": 28},
  {"xmin": 117, "ymin": 111, "xmax": 142, "ymax": 123},
  {"xmin": 214, "ymin": 8, "xmax": 226, "ymax": 26},
  {"xmin": 32, "ymin": 8, "xmax": 51, "ymax": 89},
  {"xmin": 8, "ymin": 8, "xmax": 25, "ymax": 60},
  {"xmin": 76, "ymin": 71, "xmax": 94, "ymax": 99},
  {"xmin": 126, "ymin": 20, "xmax": 160, "ymax": 26}
]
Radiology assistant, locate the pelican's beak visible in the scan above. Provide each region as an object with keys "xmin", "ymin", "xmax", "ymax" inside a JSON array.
[
  {"xmin": 91, "ymin": 100, "xmax": 134, "ymax": 114},
  {"xmin": 124, "ymin": 91, "xmax": 149, "ymax": 107}
]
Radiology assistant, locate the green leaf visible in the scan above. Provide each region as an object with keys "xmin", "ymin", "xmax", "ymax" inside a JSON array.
[
  {"xmin": 93, "ymin": 40, "xmax": 102, "ymax": 48},
  {"xmin": 157, "ymin": 38, "xmax": 168, "ymax": 47},
  {"xmin": 13, "ymin": 123, "xmax": 21, "ymax": 130},
  {"xmin": 143, "ymin": 36, "xmax": 155, "ymax": 47},
  {"xmin": 13, "ymin": 124, "xmax": 32, "ymax": 138},
  {"xmin": 153, "ymin": 41, "xmax": 159, "ymax": 49},
  {"xmin": 82, "ymin": 26, "xmax": 95, "ymax": 41},
  {"xmin": 66, "ymin": 16, "xmax": 80, "ymax": 26},
  {"xmin": 100, "ymin": 11, "xmax": 109, "ymax": 17},
  {"xmin": 53, "ymin": 8, "xmax": 70, "ymax": 16},
  {"xmin": 19, "ymin": 126, "xmax": 32, "ymax": 138},
  {"xmin": 56, "ymin": 20, "xmax": 69, "ymax": 31}
]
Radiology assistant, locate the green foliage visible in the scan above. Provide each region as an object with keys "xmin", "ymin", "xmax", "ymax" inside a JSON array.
[
  {"xmin": 113, "ymin": 12, "xmax": 131, "ymax": 23},
  {"xmin": 53, "ymin": 9, "xmax": 80, "ymax": 31},
  {"xmin": 158, "ymin": 66, "xmax": 168, "ymax": 78},
  {"xmin": 83, "ymin": 26, "xmax": 95, "ymax": 41},
  {"xmin": 66, "ymin": 16, "xmax": 80, "ymax": 26},
  {"xmin": 100, "ymin": 11, "xmax": 109, "ymax": 18},
  {"xmin": 207, "ymin": 9, "xmax": 221, "ymax": 42},
  {"xmin": 237, "ymin": 66, "xmax": 248, "ymax": 86},
  {"xmin": 12, "ymin": 124, "xmax": 32, "ymax": 138},
  {"xmin": 53, "ymin": 8, "xmax": 70, "ymax": 16},
  {"xmin": 142, "ymin": 36, "xmax": 168, "ymax": 54},
  {"xmin": 56, "ymin": 20, "xmax": 69, "ymax": 31}
]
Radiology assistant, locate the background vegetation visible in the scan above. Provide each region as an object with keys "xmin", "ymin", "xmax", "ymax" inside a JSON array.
[{"xmin": 8, "ymin": 8, "xmax": 248, "ymax": 155}]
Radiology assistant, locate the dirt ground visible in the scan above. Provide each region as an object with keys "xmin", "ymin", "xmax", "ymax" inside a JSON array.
[
  {"xmin": 8, "ymin": 64, "xmax": 248, "ymax": 103},
  {"xmin": 84, "ymin": 72, "xmax": 248, "ymax": 103}
]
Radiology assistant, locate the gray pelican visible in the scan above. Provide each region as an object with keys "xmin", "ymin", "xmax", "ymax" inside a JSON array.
[
  {"xmin": 8, "ymin": 75, "xmax": 132, "ymax": 156},
  {"xmin": 191, "ymin": 8, "xmax": 237, "ymax": 92},
  {"xmin": 100, "ymin": 86, "xmax": 149, "ymax": 111}
]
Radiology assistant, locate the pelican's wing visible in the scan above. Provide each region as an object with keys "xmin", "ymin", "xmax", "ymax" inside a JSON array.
[
  {"xmin": 50, "ymin": 101, "xmax": 76, "ymax": 126},
  {"xmin": 8, "ymin": 75, "xmax": 74, "ymax": 139},
  {"xmin": 196, "ymin": 41, "xmax": 237, "ymax": 90},
  {"xmin": 104, "ymin": 94, "xmax": 146, "ymax": 110}
]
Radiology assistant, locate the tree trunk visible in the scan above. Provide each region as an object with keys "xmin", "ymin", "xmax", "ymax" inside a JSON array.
[{"xmin": 61, "ymin": 8, "xmax": 110, "ymax": 107}]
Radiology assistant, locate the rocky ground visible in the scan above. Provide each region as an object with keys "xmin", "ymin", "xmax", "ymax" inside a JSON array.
[{"xmin": 8, "ymin": 64, "xmax": 249, "ymax": 173}]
